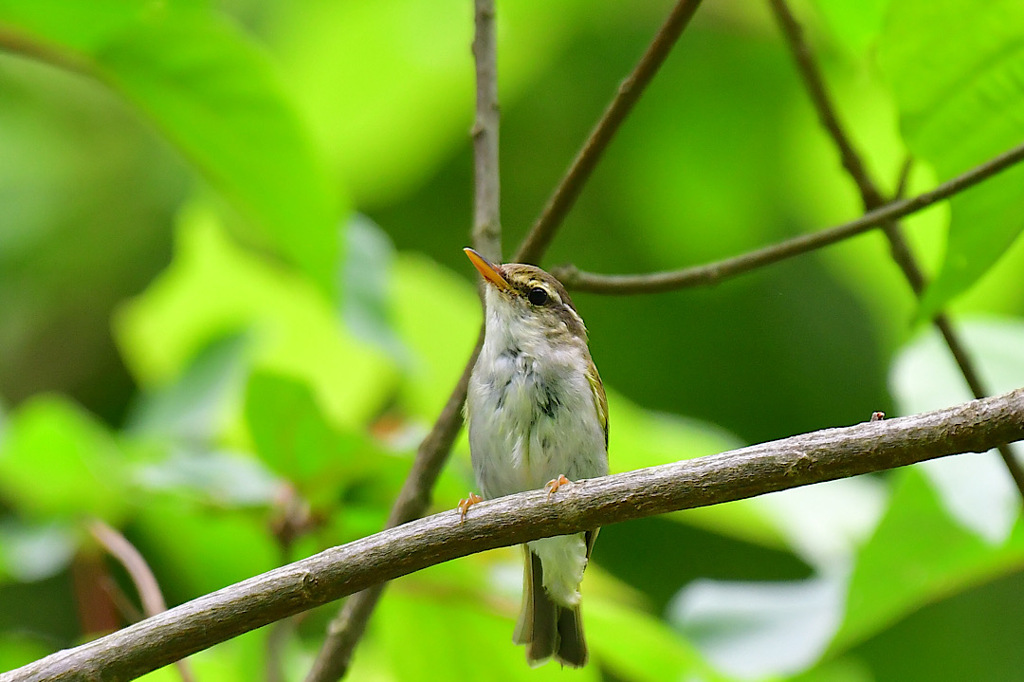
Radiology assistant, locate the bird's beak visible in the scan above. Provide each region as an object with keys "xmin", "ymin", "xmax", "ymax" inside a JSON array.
[{"xmin": 464, "ymin": 248, "xmax": 511, "ymax": 292}]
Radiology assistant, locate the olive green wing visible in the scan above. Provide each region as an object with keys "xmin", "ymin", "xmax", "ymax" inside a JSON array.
[{"xmin": 585, "ymin": 359, "xmax": 608, "ymax": 449}]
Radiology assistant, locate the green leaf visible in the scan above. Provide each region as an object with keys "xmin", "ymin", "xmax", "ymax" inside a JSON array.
[
  {"xmin": 0, "ymin": 519, "xmax": 77, "ymax": 583},
  {"xmin": 890, "ymin": 318, "xmax": 1024, "ymax": 543},
  {"xmin": 0, "ymin": 397, "xmax": 129, "ymax": 521},
  {"xmin": 879, "ymin": 0, "xmax": 1024, "ymax": 317},
  {"xmin": 133, "ymin": 497, "xmax": 277, "ymax": 596},
  {"xmin": 0, "ymin": 0, "xmax": 341, "ymax": 293},
  {"xmin": 114, "ymin": 205, "xmax": 396, "ymax": 429},
  {"xmin": 340, "ymin": 215, "xmax": 407, "ymax": 363},
  {"xmin": 126, "ymin": 332, "xmax": 250, "ymax": 442},
  {"xmin": 670, "ymin": 575, "xmax": 845, "ymax": 679},
  {"xmin": 590, "ymin": 597, "xmax": 724, "ymax": 682},
  {"xmin": 0, "ymin": 633, "xmax": 54, "ymax": 676},
  {"xmin": 391, "ymin": 253, "xmax": 481, "ymax": 420},
  {"xmin": 829, "ymin": 467, "xmax": 1024, "ymax": 652},
  {"xmin": 243, "ymin": 370, "xmax": 386, "ymax": 503},
  {"xmin": 135, "ymin": 447, "xmax": 281, "ymax": 509}
]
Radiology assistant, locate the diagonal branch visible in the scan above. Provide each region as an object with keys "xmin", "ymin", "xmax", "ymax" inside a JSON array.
[
  {"xmin": 9, "ymin": 388, "xmax": 1024, "ymax": 682},
  {"xmin": 766, "ymin": 0, "xmax": 1024, "ymax": 500},
  {"xmin": 514, "ymin": 0, "xmax": 705, "ymax": 263},
  {"xmin": 552, "ymin": 138, "xmax": 1024, "ymax": 292}
]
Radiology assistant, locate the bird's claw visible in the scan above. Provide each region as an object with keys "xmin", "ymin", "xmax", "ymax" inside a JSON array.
[
  {"xmin": 545, "ymin": 474, "xmax": 571, "ymax": 500},
  {"xmin": 457, "ymin": 493, "xmax": 483, "ymax": 522}
]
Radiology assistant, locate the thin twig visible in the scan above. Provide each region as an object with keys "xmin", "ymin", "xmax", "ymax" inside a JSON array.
[
  {"xmin": 86, "ymin": 521, "xmax": 196, "ymax": 682},
  {"xmin": 470, "ymin": 0, "xmax": 502, "ymax": 263},
  {"xmin": 514, "ymin": 0, "xmax": 706, "ymax": 263},
  {"xmin": 553, "ymin": 138, "xmax": 1024, "ymax": 293},
  {"xmin": 304, "ymin": 3, "xmax": 505, "ymax": 680},
  {"xmin": 9, "ymin": 388, "xmax": 1024, "ymax": 682},
  {"xmin": 767, "ymin": 0, "xmax": 1024, "ymax": 500}
]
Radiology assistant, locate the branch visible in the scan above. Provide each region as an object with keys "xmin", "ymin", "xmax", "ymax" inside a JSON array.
[
  {"xmin": 553, "ymin": 138, "xmax": 1024, "ymax": 293},
  {"xmin": 514, "ymin": 0, "xmax": 705, "ymax": 263},
  {"xmin": 7, "ymin": 388, "xmax": 1023, "ymax": 682},
  {"xmin": 86, "ymin": 521, "xmax": 196, "ymax": 682},
  {"xmin": 470, "ymin": 0, "xmax": 502, "ymax": 263},
  {"xmin": 766, "ymin": 0, "xmax": 1024, "ymax": 500}
]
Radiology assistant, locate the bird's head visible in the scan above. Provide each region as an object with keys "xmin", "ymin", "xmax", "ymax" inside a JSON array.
[{"xmin": 464, "ymin": 247, "xmax": 587, "ymax": 346}]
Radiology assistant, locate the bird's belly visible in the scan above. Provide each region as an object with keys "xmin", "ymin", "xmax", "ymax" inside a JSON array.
[{"xmin": 468, "ymin": 365, "xmax": 606, "ymax": 499}]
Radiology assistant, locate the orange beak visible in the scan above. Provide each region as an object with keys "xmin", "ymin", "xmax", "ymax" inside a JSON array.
[{"xmin": 464, "ymin": 248, "xmax": 510, "ymax": 291}]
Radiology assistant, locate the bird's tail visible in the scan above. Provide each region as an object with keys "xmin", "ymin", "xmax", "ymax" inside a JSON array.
[{"xmin": 513, "ymin": 546, "xmax": 588, "ymax": 668}]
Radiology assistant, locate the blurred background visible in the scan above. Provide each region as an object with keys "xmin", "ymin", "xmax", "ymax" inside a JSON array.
[{"xmin": 3, "ymin": 0, "xmax": 1024, "ymax": 680}]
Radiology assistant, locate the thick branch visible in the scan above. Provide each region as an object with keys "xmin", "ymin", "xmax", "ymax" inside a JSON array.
[
  {"xmin": 553, "ymin": 138, "xmax": 1024, "ymax": 293},
  {"xmin": 514, "ymin": 0, "xmax": 705, "ymax": 263},
  {"xmin": 767, "ymin": 0, "xmax": 1024, "ymax": 499},
  {"xmin": 7, "ymin": 388, "xmax": 1024, "ymax": 682}
]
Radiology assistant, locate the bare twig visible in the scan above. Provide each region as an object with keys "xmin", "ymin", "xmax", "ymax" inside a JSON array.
[
  {"xmin": 514, "ymin": 0, "xmax": 706, "ymax": 263},
  {"xmin": 86, "ymin": 521, "xmax": 196, "ymax": 682},
  {"xmin": 470, "ymin": 0, "xmax": 502, "ymax": 263},
  {"xmin": 767, "ymin": 0, "xmax": 1024, "ymax": 500},
  {"xmin": 553, "ymin": 138, "xmax": 1024, "ymax": 293},
  {"xmin": 8, "ymin": 388, "xmax": 1024, "ymax": 682},
  {"xmin": 305, "ymin": 3, "xmax": 505, "ymax": 678}
]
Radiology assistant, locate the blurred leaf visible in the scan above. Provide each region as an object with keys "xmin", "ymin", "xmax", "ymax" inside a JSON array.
[
  {"xmin": 829, "ymin": 467, "xmax": 1024, "ymax": 653},
  {"xmin": 0, "ymin": 519, "xmax": 76, "ymax": 582},
  {"xmin": 245, "ymin": 371, "xmax": 338, "ymax": 483},
  {"xmin": 271, "ymin": 0, "xmax": 592, "ymax": 205},
  {"xmin": 391, "ymin": 253, "xmax": 480, "ymax": 420},
  {"xmin": 589, "ymin": 597, "xmax": 724, "ymax": 682},
  {"xmin": 811, "ymin": 0, "xmax": 890, "ymax": 55},
  {"xmin": 126, "ymin": 332, "xmax": 250, "ymax": 443},
  {"xmin": 0, "ymin": 397, "xmax": 129, "ymax": 521},
  {"xmin": 0, "ymin": 0, "xmax": 342, "ymax": 293},
  {"xmin": 879, "ymin": 0, "xmax": 1024, "ymax": 317},
  {"xmin": 609, "ymin": 390, "xmax": 790, "ymax": 550},
  {"xmin": 135, "ymin": 447, "xmax": 281, "ymax": 509},
  {"xmin": 244, "ymin": 370, "xmax": 389, "ymax": 504},
  {"xmin": 890, "ymin": 318, "xmax": 1024, "ymax": 543},
  {"xmin": 371, "ymin": 560, "xmax": 600, "ymax": 682},
  {"xmin": 670, "ymin": 575, "xmax": 845, "ymax": 679},
  {"xmin": 752, "ymin": 477, "xmax": 887, "ymax": 571},
  {"xmin": 341, "ymin": 214, "xmax": 407, "ymax": 363},
  {"xmin": 134, "ymin": 497, "xmax": 277, "ymax": 596},
  {"xmin": 0, "ymin": 633, "xmax": 53, "ymax": 675},
  {"xmin": 114, "ymin": 204, "xmax": 396, "ymax": 429}
]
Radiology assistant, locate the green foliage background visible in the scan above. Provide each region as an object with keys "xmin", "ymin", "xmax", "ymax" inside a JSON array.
[{"xmin": 2, "ymin": 0, "xmax": 1024, "ymax": 680}]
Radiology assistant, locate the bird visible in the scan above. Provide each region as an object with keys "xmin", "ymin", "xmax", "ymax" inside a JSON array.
[{"xmin": 461, "ymin": 247, "xmax": 608, "ymax": 668}]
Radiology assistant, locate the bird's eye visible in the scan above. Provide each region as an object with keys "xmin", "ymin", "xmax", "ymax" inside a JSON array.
[{"xmin": 527, "ymin": 287, "xmax": 549, "ymax": 306}]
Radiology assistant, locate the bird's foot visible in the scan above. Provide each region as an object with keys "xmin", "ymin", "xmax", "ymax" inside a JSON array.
[
  {"xmin": 545, "ymin": 474, "xmax": 571, "ymax": 500},
  {"xmin": 457, "ymin": 493, "xmax": 483, "ymax": 522}
]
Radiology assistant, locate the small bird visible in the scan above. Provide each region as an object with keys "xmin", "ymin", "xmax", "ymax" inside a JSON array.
[{"xmin": 462, "ymin": 247, "xmax": 608, "ymax": 668}]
